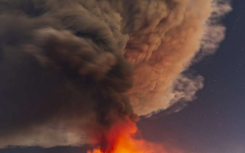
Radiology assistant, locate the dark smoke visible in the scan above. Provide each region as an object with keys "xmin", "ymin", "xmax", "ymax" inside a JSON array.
[
  {"xmin": 0, "ymin": 0, "xmax": 231, "ymax": 149},
  {"xmin": 0, "ymin": 0, "xmax": 136, "ymax": 148}
]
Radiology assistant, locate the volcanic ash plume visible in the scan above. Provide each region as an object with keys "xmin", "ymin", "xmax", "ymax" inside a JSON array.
[{"xmin": 0, "ymin": 0, "xmax": 231, "ymax": 151}]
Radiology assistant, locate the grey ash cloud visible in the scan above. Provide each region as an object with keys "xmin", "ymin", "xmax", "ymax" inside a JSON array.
[{"xmin": 0, "ymin": 0, "xmax": 231, "ymax": 148}]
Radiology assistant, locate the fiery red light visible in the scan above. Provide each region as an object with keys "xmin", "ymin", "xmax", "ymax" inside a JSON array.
[{"xmin": 88, "ymin": 119, "xmax": 167, "ymax": 153}]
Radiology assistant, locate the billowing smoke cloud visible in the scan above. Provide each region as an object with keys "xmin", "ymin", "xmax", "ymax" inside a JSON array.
[
  {"xmin": 0, "ymin": 0, "xmax": 231, "ymax": 148},
  {"xmin": 124, "ymin": 0, "xmax": 231, "ymax": 115}
]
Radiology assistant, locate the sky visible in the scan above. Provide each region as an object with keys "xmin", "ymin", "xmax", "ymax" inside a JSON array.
[{"xmin": 0, "ymin": 0, "xmax": 244, "ymax": 153}]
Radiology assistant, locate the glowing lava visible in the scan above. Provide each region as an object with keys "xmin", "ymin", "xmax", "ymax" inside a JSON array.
[{"xmin": 88, "ymin": 120, "xmax": 167, "ymax": 153}]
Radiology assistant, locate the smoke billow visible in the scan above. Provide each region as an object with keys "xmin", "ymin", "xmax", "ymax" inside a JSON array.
[
  {"xmin": 123, "ymin": 0, "xmax": 231, "ymax": 115},
  {"xmin": 0, "ymin": 0, "xmax": 231, "ymax": 148}
]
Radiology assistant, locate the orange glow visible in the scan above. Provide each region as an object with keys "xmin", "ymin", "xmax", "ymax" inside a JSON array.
[{"xmin": 87, "ymin": 119, "xmax": 167, "ymax": 153}]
